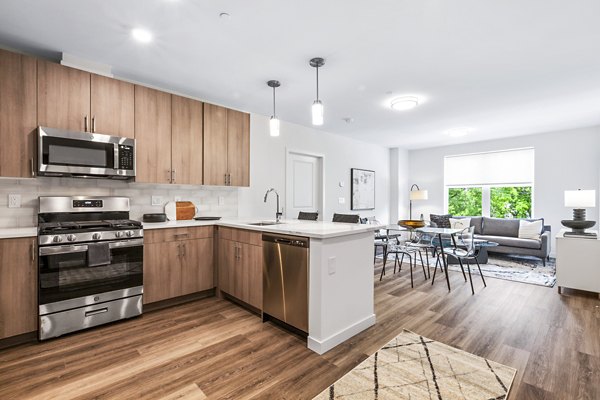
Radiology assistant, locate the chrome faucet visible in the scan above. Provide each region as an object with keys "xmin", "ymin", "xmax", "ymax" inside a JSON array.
[{"xmin": 264, "ymin": 188, "xmax": 283, "ymax": 223}]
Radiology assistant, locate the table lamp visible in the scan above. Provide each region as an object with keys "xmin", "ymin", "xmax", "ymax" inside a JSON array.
[
  {"xmin": 409, "ymin": 184, "xmax": 428, "ymax": 220},
  {"xmin": 561, "ymin": 189, "xmax": 596, "ymax": 234}
]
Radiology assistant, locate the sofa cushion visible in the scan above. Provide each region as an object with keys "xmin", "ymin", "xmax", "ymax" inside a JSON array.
[
  {"xmin": 470, "ymin": 216, "xmax": 483, "ymax": 235},
  {"xmin": 449, "ymin": 217, "xmax": 471, "ymax": 229},
  {"xmin": 482, "ymin": 217, "xmax": 519, "ymax": 237},
  {"xmin": 430, "ymin": 214, "xmax": 451, "ymax": 228},
  {"xmin": 475, "ymin": 234, "xmax": 542, "ymax": 249},
  {"xmin": 518, "ymin": 219, "xmax": 543, "ymax": 240}
]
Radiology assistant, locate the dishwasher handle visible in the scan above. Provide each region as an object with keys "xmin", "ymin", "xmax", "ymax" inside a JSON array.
[{"xmin": 262, "ymin": 234, "xmax": 308, "ymax": 248}]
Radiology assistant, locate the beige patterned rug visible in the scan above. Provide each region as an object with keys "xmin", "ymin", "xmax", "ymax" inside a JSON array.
[{"xmin": 314, "ymin": 330, "xmax": 516, "ymax": 400}]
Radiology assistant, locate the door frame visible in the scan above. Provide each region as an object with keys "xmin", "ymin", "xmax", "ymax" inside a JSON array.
[{"xmin": 285, "ymin": 148, "xmax": 325, "ymax": 220}]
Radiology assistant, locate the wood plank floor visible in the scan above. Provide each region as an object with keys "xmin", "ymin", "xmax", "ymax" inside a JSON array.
[{"xmin": 1, "ymin": 261, "xmax": 598, "ymax": 399}]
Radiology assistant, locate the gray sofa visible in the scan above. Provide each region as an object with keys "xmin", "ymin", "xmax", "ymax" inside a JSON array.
[{"xmin": 433, "ymin": 216, "xmax": 551, "ymax": 266}]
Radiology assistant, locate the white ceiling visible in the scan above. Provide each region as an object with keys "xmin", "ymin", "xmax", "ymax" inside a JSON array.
[{"xmin": 1, "ymin": 0, "xmax": 599, "ymax": 149}]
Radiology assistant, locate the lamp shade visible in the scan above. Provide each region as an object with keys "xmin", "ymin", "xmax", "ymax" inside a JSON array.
[
  {"xmin": 410, "ymin": 190, "xmax": 428, "ymax": 201},
  {"xmin": 564, "ymin": 190, "xmax": 596, "ymax": 208}
]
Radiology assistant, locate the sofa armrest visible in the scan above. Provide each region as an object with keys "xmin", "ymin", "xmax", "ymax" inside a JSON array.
[{"xmin": 540, "ymin": 230, "xmax": 551, "ymax": 257}]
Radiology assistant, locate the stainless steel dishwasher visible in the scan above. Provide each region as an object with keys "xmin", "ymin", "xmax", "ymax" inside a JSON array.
[{"xmin": 262, "ymin": 233, "xmax": 309, "ymax": 333}]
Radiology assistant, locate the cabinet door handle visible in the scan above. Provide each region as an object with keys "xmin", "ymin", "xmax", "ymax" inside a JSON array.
[
  {"xmin": 172, "ymin": 169, "xmax": 176, "ymax": 184},
  {"xmin": 174, "ymin": 233, "xmax": 189, "ymax": 239},
  {"xmin": 167, "ymin": 170, "xmax": 172, "ymax": 183},
  {"xmin": 177, "ymin": 243, "xmax": 181, "ymax": 257},
  {"xmin": 31, "ymin": 240, "xmax": 35, "ymax": 262},
  {"xmin": 30, "ymin": 158, "xmax": 35, "ymax": 177},
  {"xmin": 84, "ymin": 115, "xmax": 88, "ymax": 132},
  {"xmin": 182, "ymin": 243, "xmax": 186, "ymax": 257},
  {"xmin": 92, "ymin": 116, "xmax": 96, "ymax": 133}
]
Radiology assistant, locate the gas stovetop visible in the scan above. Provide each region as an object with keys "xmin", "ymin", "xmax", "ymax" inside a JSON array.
[{"xmin": 38, "ymin": 219, "xmax": 142, "ymax": 235}]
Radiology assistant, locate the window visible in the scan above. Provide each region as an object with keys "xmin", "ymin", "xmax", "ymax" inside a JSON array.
[{"xmin": 444, "ymin": 148, "xmax": 534, "ymax": 218}]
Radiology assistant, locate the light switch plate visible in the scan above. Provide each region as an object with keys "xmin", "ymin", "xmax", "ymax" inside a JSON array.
[
  {"xmin": 338, "ymin": 197, "xmax": 345, "ymax": 204},
  {"xmin": 8, "ymin": 194, "xmax": 21, "ymax": 208},
  {"xmin": 151, "ymin": 196, "xmax": 163, "ymax": 206}
]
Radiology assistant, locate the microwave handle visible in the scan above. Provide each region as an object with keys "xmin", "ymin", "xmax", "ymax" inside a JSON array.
[{"xmin": 114, "ymin": 143, "xmax": 119, "ymax": 169}]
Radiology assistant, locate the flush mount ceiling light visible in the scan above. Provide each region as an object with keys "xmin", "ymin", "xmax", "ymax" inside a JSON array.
[
  {"xmin": 131, "ymin": 28, "xmax": 153, "ymax": 43},
  {"xmin": 444, "ymin": 127, "xmax": 474, "ymax": 137},
  {"xmin": 390, "ymin": 96, "xmax": 419, "ymax": 111},
  {"xmin": 267, "ymin": 80, "xmax": 281, "ymax": 137},
  {"xmin": 310, "ymin": 57, "xmax": 325, "ymax": 126}
]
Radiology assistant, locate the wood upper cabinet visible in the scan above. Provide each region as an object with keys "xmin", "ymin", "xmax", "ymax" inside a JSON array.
[
  {"xmin": 203, "ymin": 103, "xmax": 228, "ymax": 186},
  {"xmin": 90, "ymin": 74, "xmax": 134, "ymax": 138},
  {"xmin": 0, "ymin": 238, "xmax": 37, "ymax": 339},
  {"xmin": 171, "ymin": 95, "xmax": 203, "ymax": 185},
  {"xmin": 38, "ymin": 60, "xmax": 91, "ymax": 132},
  {"xmin": 217, "ymin": 228, "xmax": 262, "ymax": 310},
  {"xmin": 203, "ymin": 103, "xmax": 250, "ymax": 187},
  {"xmin": 143, "ymin": 227, "xmax": 215, "ymax": 304},
  {"xmin": 226, "ymin": 109, "xmax": 250, "ymax": 187},
  {"xmin": 0, "ymin": 49, "xmax": 37, "ymax": 178},
  {"xmin": 135, "ymin": 85, "xmax": 172, "ymax": 184}
]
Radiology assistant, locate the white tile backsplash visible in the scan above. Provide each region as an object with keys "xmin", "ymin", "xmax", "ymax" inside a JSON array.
[{"xmin": 0, "ymin": 177, "xmax": 238, "ymax": 228}]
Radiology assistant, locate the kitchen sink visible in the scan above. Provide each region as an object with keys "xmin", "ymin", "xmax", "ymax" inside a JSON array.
[{"xmin": 247, "ymin": 221, "xmax": 282, "ymax": 226}]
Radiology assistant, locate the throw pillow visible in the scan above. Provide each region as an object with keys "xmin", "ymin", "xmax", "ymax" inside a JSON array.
[
  {"xmin": 430, "ymin": 214, "xmax": 451, "ymax": 228},
  {"xmin": 518, "ymin": 219, "xmax": 543, "ymax": 240},
  {"xmin": 449, "ymin": 217, "xmax": 471, "ymax": 229}
]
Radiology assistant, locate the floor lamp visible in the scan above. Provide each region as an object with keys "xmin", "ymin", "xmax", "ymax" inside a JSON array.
[{"xmin": 409, "ymin": 184, "xmax": 428, "ymax": 220}]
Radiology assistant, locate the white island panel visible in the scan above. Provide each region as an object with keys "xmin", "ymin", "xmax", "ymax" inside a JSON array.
[{"xmin": 308, "ymin": 230, "xmax": 375, "ymax": 354}]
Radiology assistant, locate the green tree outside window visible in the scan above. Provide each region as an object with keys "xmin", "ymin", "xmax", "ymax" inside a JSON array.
[
  {"xmin": 490, "ymin": 186, "xmax": 532, "ymax": 218},
  {"xmin": 448, "ymin": 187, "xmax": 482, "ymax": 216}
]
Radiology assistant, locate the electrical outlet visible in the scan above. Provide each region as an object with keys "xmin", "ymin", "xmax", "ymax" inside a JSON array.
[
  {"xmin": 338, "ymin": 197, "xmax": 345, "ymax": 204},
  {"xmin": 8, "ymin": 194, "xmax": 21, "ymax": 208},
  {"xmin": 218, "ymin": 196, "xmax": 225, "ymax": 206},
  {"xmin": 328, "ymin": 256, "xmax": 336, "ymax": 275},
  {"xmin": 151, "ymin": 196, "xmax": 163, "ymax": 206}
]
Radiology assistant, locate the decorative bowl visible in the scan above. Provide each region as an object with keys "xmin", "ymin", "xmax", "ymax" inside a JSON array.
[{"xmin": 398, "ymin": 219, "xmax": 426, "ymax": 229}]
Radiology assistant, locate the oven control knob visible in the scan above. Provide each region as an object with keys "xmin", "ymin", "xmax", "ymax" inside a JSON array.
[
  {"xmin": 92, "ymin": 233, "xmax": 102, "ymax": 240},
  {"xmin": 52, "ymin": 235, "xmax": 63, "ymax": 243},
  {"xmin": 66, "ymin": 234, "xmax": 77, "ymax": 242},
  {"xmin": 115, "ymin": 231, "xmax": 124, "ymax": 238},
  {"xmin": 126, "ymin": 230, "xmax": 134, "ymax": 237}
]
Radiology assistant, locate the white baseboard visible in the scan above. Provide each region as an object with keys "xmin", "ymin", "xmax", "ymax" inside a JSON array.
[{"xmin": 307, "ymin": 314, "xmax": 376, "ymax": 355}]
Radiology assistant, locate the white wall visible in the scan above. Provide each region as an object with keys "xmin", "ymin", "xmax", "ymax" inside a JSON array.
[
  {"xmin": 407, "ymin": 125, "xmax": 600, "ymax": 255},
  {"xmin": 389, "ymin": 148, "xmax": 410, "ymax": 223},
  {"xmin": 238, "ymin": 115, "xmax": 390, "ymax": 223}
]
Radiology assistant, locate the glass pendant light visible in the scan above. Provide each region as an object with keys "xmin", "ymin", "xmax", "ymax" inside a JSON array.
[
  {"xmin": 267, "ymin": 80, "xmax": 281, "ymax": 137},
  {"xmin": 310, "ymin": 57, "xmax": 325, "ymax": 126}
]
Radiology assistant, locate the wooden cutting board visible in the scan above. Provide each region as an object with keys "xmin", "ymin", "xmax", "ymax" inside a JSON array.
[{"xmin": 175, "ymin": 201, "xmax": 196, "ymax": 220}]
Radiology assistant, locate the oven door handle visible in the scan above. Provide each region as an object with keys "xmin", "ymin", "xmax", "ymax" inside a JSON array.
[
  {"xmin": 39, "ymin": 244, "xmax": 89, "ymax": 256},
  {"xmin": 108, "ymin": 239, "xmax": 144, "ymax": 249}
]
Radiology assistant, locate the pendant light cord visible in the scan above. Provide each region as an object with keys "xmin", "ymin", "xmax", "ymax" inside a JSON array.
[
  {"xmin": 315, "ymin": 66, "xmax": 320, "ymax": 101},
  {"xmin": 272, "ymin": 86, "xmax": 276, "ymax": 117}
]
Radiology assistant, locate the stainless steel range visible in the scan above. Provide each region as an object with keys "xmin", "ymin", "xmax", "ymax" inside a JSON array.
[{"xmin": 37, "ymin": 196, "xmax": 143, "ymax": 340}]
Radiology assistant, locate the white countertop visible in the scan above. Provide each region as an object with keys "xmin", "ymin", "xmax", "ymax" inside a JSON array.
[
  {"xmin": 143, "ymin": 218, "xmax": 384, "ymax": 239},
  {"xmin": 0, "ymin": 218, "xmax": 383, "ymax": 240},
  {"xmin": 0, "ymin": 227, "xmax": 37, "ymax": 239}
]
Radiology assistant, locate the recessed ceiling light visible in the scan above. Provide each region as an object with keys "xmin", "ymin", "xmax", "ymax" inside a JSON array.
[
  {"xmin": 390, "ymin": 96, "xmax": 419, "ymax": 111},
  {"xmin": 131, "ymin": 28, "xmax": 152, "ymax": 43},
  {"xmin": 444, "ymin": 127, "xmax": 474, "ymax": 137}
]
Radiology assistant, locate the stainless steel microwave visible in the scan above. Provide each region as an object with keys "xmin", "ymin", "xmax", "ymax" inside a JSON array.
[{"xmin": 37, "ymin": 127, "xmax": 135, "ymax": 179}]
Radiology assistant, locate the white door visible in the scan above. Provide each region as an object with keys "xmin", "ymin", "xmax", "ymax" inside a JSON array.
[{"xmin": 286, "ymin": 152, "xmax": 323, "ymax": 220}]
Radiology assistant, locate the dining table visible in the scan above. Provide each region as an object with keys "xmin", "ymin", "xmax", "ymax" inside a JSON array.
[{"xmin": 385, "ymin": 225, "xmax": 464, "ymax": 291}]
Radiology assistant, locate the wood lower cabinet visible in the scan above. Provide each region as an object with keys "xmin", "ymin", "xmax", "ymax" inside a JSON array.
[
  {"xmin": 143, "ymin": 227, "xmax": 214, "ymax": 304},
  {"xmin": 218, "ymin": 228, "xmax": 262, "ymax": 309},
  {"xmin": 0, "ymin": 237, "xmax": 37, "ymax": 339},
  {"xmin": 90, "ymin": 74, "xmax": 134, "ymax": 138},
  {"xmin": 135, "ymin": 86, "xmax": 172, "ymax": 184},
  {"xmin": 203, "ymin": 103, "xmax": 250, "ymax": 187},
  {"xmin": 37, "ymin": 60, "xmax": 91, "ymax": 132},
  {"xmin": 0, "ymin": 49, "xmax": 37, "ymax": 178}
]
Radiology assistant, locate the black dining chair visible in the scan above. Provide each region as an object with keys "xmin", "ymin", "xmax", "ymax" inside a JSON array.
[
  {"xmin": 332, "ymin": 213, "xmax": 360, "ymax": 223},
  {"xmin": 437, "ymin": 226, "xmax": 486, "ymax": 295},
  {"xmin": 298, "ymin": 211, "xmax": 319, "ymax": 221}
]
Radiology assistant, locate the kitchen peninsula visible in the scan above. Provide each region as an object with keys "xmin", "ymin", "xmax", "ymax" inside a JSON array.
[{"xmin": 144, "ymin": 218, "xmax": 382, "ymax": 354}]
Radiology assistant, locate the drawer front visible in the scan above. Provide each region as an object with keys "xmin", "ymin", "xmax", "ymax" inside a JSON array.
[
  {"xmin": 218, "ymin": 227, "xmax": 262, "ymax": 246},
  {"xmin": 145, "ymin": 226, "xmax": 214, "ymax": 244}
]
